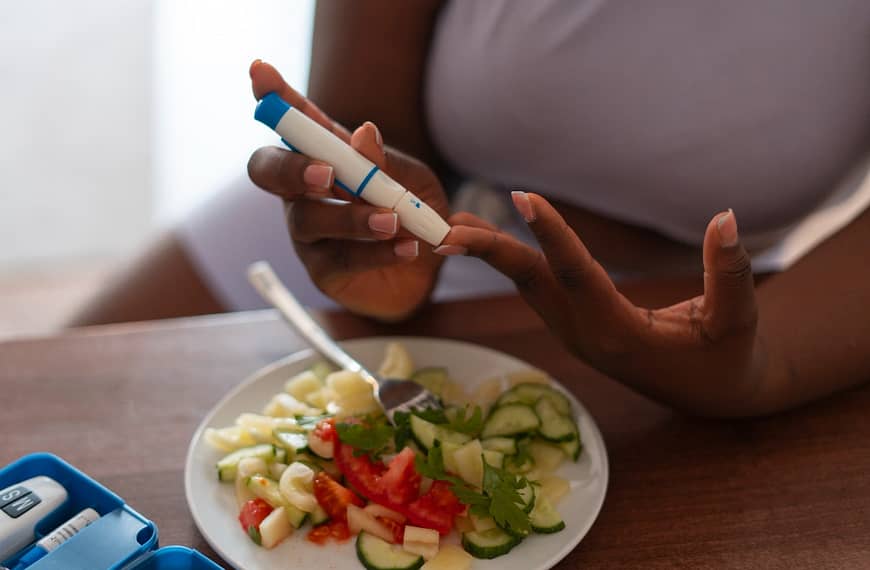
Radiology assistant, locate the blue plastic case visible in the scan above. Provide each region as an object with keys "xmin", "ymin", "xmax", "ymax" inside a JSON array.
[{"xmin": 0, "ymin": 454, "xmax": 222, "ymax": 570}]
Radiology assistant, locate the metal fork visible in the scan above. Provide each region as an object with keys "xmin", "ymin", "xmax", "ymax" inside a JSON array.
[{"xmin": 246, "ymin": 261, "xmax": 441, "ymax": 424}]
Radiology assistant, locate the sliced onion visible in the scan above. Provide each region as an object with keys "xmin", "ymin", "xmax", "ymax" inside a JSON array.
[
  {"xmin": 347, "ymin": 504, "xmax": 395, "ymax": 543},
  {"xmin": 279, "ymin": 462, "xmax": 317, "ymax": 512}
]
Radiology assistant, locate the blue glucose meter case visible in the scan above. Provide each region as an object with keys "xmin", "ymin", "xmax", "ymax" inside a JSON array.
[{"xmin": 0, "ymin": 453, "xmax": 222, "ymax": 570}]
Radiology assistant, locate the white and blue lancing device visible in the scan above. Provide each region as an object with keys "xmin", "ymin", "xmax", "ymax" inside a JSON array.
[
  {"xmin": 255, "ymin": 93, "xmax": 451, "ymax": 246},
  {"xmin": 0, "ymin": 476, "xmax": 68, "ymax": 562}
]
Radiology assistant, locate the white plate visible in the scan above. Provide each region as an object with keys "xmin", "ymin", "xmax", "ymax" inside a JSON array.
[{"xmin": 185, "ymin": 337, "xmax": 608, "ymax": 570}]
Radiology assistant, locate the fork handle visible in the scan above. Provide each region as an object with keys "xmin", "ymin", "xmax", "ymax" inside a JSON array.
[{"xmin": 246, "ymin": 261, "xmax": 381, "ymax": 390}]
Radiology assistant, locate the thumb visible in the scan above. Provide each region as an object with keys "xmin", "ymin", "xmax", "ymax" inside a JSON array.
[{"xmin": 701, "ymin": 209, "xmax": 758, "ymax": 339}]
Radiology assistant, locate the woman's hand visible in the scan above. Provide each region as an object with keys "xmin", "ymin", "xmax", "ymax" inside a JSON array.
[
  {"xmin": 439, "ymin": 192, "xmax": 769, "ymax": 417},
  {"xmin": 247, "ymin": 61, "xmax": 450, "ymax": 321}
]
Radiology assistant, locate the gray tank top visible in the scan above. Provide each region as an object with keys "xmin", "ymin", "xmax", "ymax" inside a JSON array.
[{"xmin": 425, "ymin": 0, "xmax": 870, "ymax": 246}]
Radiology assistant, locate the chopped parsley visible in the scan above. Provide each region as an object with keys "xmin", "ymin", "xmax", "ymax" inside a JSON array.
[
  {"xmin": 414, "ymin": 440, "xmax": 532, "ymax": 536},
  {"xmin": 336, "ymin": 421, "xmax": 394, "ymax": 458},
  {"xmin": 410, "ymin": 405, "xmax": 484, "ymax": 435}
]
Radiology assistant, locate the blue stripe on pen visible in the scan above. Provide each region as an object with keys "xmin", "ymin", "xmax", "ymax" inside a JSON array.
[
  {"xmin": 334, "ymin": 178, "xmax": 353, "ymax": 194},
  {"xmin": 354, "ymin": 166, "xmax": 380, "ymax": 197}
]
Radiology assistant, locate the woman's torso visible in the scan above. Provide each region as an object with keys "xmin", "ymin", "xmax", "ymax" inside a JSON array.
[{"xmin": 425, "ymin": 0, "xmax": 870, "ymax": 260}]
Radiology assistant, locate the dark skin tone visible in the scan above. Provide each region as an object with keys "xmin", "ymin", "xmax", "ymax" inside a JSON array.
[{"xmin": 74, "ymin": 0, "xmax": 870, "ymax": 419}]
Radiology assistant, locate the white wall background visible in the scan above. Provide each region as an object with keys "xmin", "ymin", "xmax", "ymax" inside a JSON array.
[
  {"xmin": 0, "ymin": 0, "xmax": 314, "ymax": 269},
  {"xmin": 152, "ymin": 0, "xmax": 314, "ymax": 223},
  {"xmin": 0, "ymin": 0, "xmax": 153, "ymax": 268}
]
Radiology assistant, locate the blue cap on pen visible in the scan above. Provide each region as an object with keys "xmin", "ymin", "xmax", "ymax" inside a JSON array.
[{"xmin": 254, "ymin": 92, "xmax": 291, "ymax": 130}]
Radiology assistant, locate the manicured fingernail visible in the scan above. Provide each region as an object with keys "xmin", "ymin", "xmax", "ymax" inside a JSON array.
[
  {"xmin": 511, "ymin": 191, "xmax": 535, "ymax": 222},
  {"xmin": 717, "ymin": 208, "xmax": 738, "ymax": 247},
  {"xmin": 369, "ymin": 212, "xmax": 398, "ymax": 235},
  {"xmin": 433, "ymin": 244, "xmax": 467, "ymax": 256},
  {"xmin": 394, "ymin": 240, "xmax": 419, "ymax": 258},
  {"xmin": 364, "ymin": 121, "xmax": 383, "ymax": 152},
  {"xmin": 303, "ymin": 164, "xmax": 334, "ymax": 189}
]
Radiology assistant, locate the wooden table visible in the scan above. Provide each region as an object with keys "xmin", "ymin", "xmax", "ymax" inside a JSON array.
[{"xmin": 3, "ymin": 288, "xmax": 870, "ymax": 569}]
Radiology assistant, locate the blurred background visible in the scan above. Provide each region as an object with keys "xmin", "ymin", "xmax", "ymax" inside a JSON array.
[{"xmin": 0, "ymin": 0, "xmax": 315, "ymax": 339}]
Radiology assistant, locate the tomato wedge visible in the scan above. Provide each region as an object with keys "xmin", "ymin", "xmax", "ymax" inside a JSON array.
[
  {"xmin": 312, "ymin": 471, "xmax": 364, "ymax": 522},
  {"xmin": 307, "ymin": 520, "xmax": 351, "ymax": 545},
  {"xmin": 379, "ymin": 447, "xmax": 421, "ymax": 505},
  {"xmin": 334, "ymin": 440, "xmax": 386, "ymax": 500},
  {"xmin": 312, "ymin": 418, "xmax": 337, "ymax": 442},
  {"xmin": 405, "ymin": 480, "xmax": 464, "ymax": 535},
  {"xmin": 238, "ymin": 498, "xmax": 273, "ymax": 545},
  {"xmin": 332, "ymin": 434, "xmax": 461, "ymax": 535}
]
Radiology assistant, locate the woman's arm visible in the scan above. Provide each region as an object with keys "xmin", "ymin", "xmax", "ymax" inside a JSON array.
[
  {"xmin": 309, "ymin": 0, "xmax": 444, "ymax": 165},
  {"xmin": 752, "ymin": 205, "xmax": 870, "ymax": 413},
  {"xmin": 439, "ymin": 194, "xmax": 870, "ymax": 418}
]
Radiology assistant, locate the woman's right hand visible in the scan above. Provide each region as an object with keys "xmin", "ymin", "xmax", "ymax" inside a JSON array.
[{"xmin": 246, "ymin": 61, "xmax": 450, "ymax": 321}]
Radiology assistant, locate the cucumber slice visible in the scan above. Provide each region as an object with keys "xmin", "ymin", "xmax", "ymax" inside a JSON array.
[
  {"xmin": 529, "ymin": 496, "xmax": 565, "ymax": 534},
  {"xmin": 246, "ymin": 474, "xmax": 285, "ymax": 508},
  {"xmin": 217, "ymin": 444, "xmax": 279, "ymax": 482},
  {"xmin": 533, "ymin": 399, "xmax": 577, "ymax": 443},
  {"xmin": 505, "ymin": 438, "xmax": 535, "ymax": 474},
  {"xmin": 295, "ymin": 414, "xmax": 331, "ymax": 430},
  {"xmin": 310, "ymin": 504, "xmax": 330, "ymax": 526},
  {"xmin": 560, "ymin": 437, "xmax": 582, "ymax": 461},
  {"xmin": 295, "ymin": 453, "xmax": 343, "ymax": 481},
  {"xmin": 410, "ymin": 367, "xmax": 448, "ymax": 396},
  {"xmin": 481, "ymin": 437, "xmax": 518, "ymax": 455},
  {"xmin": 497, "ymin": 383, "xmax": 572, "ymax": 416},
  {"xmin": 274, "ymin": 447, "xmax": 288, "ymax": 464},
  {"xmin": 517, "ymin": 479, "xmax": 536, "ymax": 515},
  {"xmin": 246, "ymin": 475, "xmax": 309, "ymax": 528},
  {"xmin": 356, "ymin": 531, "xmax": 423, "ymax": 570},
  {"xmin": 409, "ymin": 415, "xmax": 471, "ymax": 451},
  {"xmin": 259, "ymin": 506, "xmax": 293, "ymax": 548},
  {"xmin": 506, "ymin": 454, "xmax": 535, "ymax": 474},
  {"xmin": 480, "ymin": 404, "xmax": 540, "ymax": 439},
  {"xmin": 273, "ymin": 429, "xmax": 308, "ymax": 455},
  {"xmin": 461, "ymin": 528, "xmax": 522, "ymax": 559},
  {"xmin": 285, "ymin": 504, "xmax": 309, "ymax": 529}
]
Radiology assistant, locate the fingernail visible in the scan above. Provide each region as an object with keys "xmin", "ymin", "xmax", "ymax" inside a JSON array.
[
  {"xmin": 717, "ymin": 208, "xmax": 739, "ymax": 247},
  {"xmin": 369, "ymin": 212, "xmax": 398, "ymax": 235},
  {"xmin": 511, "ymin": 191, "xmax": 535, "ymax": 222},
  {"xmin": 394, "ymin": 240, "xmax": 419, "ymax": 258},
  {"xmin": 304, "ymin": 189, "xmax": 329, "ymax": 199},
  {"xmin": 433, "ymin": 244, "xmax": 467, "ymax": 256},
  {"xmin": 303, "ymin": 164, "xmax": 334, "ymax": 189},
  {"xmin": 365, "ymin": 121, "xmax": 384, "ymax": 153}
]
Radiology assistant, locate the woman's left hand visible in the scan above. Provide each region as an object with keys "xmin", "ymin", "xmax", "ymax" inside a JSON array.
[{"xmin": 438, "ymin": 192, "xmax": 770, "ymax": 417}]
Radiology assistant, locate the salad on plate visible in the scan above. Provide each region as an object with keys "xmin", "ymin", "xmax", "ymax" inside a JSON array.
[{"xmin": 203, "ymin": 342, "xmax": 582, "ymax": 570}]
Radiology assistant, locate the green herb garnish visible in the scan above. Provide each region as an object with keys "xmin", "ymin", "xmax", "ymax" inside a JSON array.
[
  {"xmin": 446, "ymin": 405, "xmax": 483, "ymax": 436},
  {"xmin": 336, "ymin": 421, "xmax": 394, "ymax": 458},
  {"xmin": 414, "ymin": 440, "xmax": 532, "ymax": 535}
]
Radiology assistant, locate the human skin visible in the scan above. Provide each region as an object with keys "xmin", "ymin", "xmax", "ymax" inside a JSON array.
[
  {"xmin": 249, "ymin": 0, "xmax": 870, "ymax": 417},
  {"xmin": 72, "ymin": 1, "xmax": 870, "ymax": 418}
]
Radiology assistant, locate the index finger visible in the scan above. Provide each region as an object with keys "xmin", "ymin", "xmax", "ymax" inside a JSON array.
[
  {"xmin": 250, "ymin": 59, "xmax": 351, "ymax": 142},
  {"xmin": 438, "ymin": 224, "xmax": 572, "ymax": 321}
]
